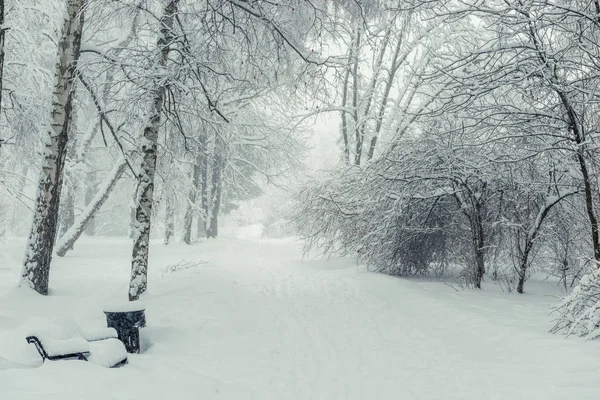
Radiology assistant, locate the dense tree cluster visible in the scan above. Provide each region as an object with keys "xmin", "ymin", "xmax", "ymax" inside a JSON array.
[{"xmin": 295, "ymin": 0, "xmax": 600, "ymax": 338}]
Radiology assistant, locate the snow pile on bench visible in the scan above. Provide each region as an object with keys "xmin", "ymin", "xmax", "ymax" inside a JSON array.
[
  {"xmin": 87, "ymin": 338, "xmax": 127, "ymax": 368},
  {"xmin": 80, "ymin": 327, "xmax": 118, "ymax": 342},
  {"xmin": 3, "ymin": 317, "xmax": 127, "ymax": 368},
  {"xmin": 36, "ymin": 337, "xmax": 90, "ymax": 358}
]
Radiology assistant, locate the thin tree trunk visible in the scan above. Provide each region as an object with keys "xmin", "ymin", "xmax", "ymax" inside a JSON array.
[
  {"xmin": 0, "ymin": 0, "xmax": 5, "ymax": 117},
  {"xmin": 516, "ymin": 192, "xmax": 577, "ymax": 293},
  {"xmin": 196, "ymin": 209, "xmax": 205, "ymax": 240},
  {"xmin": 129, "ymin": 1, "xmax": 177, "ymax": 301},
  {"xmin": 351, "ymin": 25, "xmax": 362, "ymax": 166},
  {"xmin": 576, "ymin": 150, "xmax": 600, "ymax": 262},
  {"xmin": 164, "ymin": 193, "xmax": 174, "ymax": 245},
  {"xmin": 526, "ymin": 15, "xmax": 600, "ymax": 263},
  {"xmin": 58, "ymin": 184, "xmax": 75, "ymax": 240},
  {"xmin": 206, "ymin": 153, "xmax": 223, "ymax": 239},
  {"xmin": 182, "ymin": 198, "xmax": 195, "ymax": 244},
  {"xmin": 10, "ymin": 165, "xmax": 28, "ymax": 234},
  {"xmin": 554, "ymin": 89, "xmax": 600, "ymax": 262},
  {"xmin": 206, "ymin": 137, "xmax": 225, "ymax": 238},
  {"xmin": 207, "ymin": 181, "xmax": 222, "ymax": 238},
  {"xmin": 20, "ymin": 0, "xmax": 85, "ymax": 295},
  {"xmin": 455, "ymin": 190, "xmax": 486, "ymax": 289},
  {"xmin": 84, "ymin": 169, "xmax": 98, "ymax": 236},
  {"xmin": 183, "ymin": 151, "xmax": 202, "ymax": 244},
  {"xmin": 58, "ymin": 106, "xmax": 80, "ymax": 242},
  {"xmin": 200, "ymin": 136, "xmax": 209, "ymax": 238},
  {"xmin": 356, "ymin": 24, "xmax": 393, "ymax": 163},
  {"xmin": 56, "ymin": 160, "xmax": 127, "ymax": 257},
  {"xmin": 339, "ymin": 29, "xmax": 354, "ymax": 165},
  {"xmin": 558, "ymin": 92, "xmax": 599, "ymax": 262},
  {"xmin": 472, "ymin": 208, "xmax": 486, "ymax": 289}
]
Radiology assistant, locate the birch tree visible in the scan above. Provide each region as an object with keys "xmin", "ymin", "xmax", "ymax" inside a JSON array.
[
  {"xmin": 20, "ymin": 0, "xmax": 85, "ymax": 295},
  {"xmin": 129, "ymin": 0, "xmax": 177, "ymax": 301}
]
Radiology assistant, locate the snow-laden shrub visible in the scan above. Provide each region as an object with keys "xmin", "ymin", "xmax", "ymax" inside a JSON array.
[
  {"xmin": 295, "ymin": 164, "xmax": 456, "ymax": 277},
  {"xmin": 552, "ymin": 268, "xmax": 600, "ymax": 340}
]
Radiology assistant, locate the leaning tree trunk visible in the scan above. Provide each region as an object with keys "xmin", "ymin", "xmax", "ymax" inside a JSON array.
[
  {"xmin": 20, "ymin": 0, "xmax": 85, "ymax": 295},
  {"xmin": 55, "ymin": 160, "xmax": 126, "ymax": 257},
  {"xmin": 554, "ymin": 90, "xmax": 600, "ymax": 263},
  {"xmin": 129, "ymin": 1, "xmax": 177, "ymax": 301}
]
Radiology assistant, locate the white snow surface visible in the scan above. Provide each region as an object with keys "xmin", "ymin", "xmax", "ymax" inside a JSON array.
[
  {"xmin": 35, "ymin": 337, "xmax": 90, "ymax": 358},
  {"xmin": 87, "ymin": 338, "xmax": 127, "ymax": 368},
  {"xmin": 0, "ymin": 230, "xmax": 599, "ymax": 399},
  {"xmin": 80, "ymin": 327, "xmax": 118, "ymax": 342}
]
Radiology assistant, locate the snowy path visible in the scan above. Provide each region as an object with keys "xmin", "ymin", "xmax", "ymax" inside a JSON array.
[{"xmin": 0, "ymin": 235, "xmax": 599, "ymax": 399}]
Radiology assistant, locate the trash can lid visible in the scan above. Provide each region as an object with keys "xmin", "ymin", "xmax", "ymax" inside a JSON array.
[{"xmin": 103, "ymin": 301, "xmax": 146, "ymax": 313}]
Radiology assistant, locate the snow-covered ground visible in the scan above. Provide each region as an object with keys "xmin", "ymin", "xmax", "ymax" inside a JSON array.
[{"xmin": 1, "ymin": 229, "xmax": 599, "ymax": 399}]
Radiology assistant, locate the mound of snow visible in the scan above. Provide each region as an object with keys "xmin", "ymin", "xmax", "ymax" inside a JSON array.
[{"xmin": 87, "ymin": 338, "xmax": 127, "ymax": 368}]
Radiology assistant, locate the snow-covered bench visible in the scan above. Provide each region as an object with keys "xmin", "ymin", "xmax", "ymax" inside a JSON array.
[
  {"xmin": 26, "ymin": 326, "xmax": 128, "ymax": 368},
  {"xmin": 26, "ymin": 335, "xmax": 89, "ymax": 361}
]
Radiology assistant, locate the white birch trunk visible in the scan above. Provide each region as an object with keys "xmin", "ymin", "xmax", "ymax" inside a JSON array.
[
  {"xmin": 20, "ymin": 0, "xmax": 85, "ymax": 295},
  {"xmin": 129, "ymin": 0, "xmax": 177, "ymax": 301}
]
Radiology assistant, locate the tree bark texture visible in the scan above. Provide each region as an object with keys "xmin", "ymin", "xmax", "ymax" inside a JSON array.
[
  {"xmin": 129, "ymin": 0, "xmax": 177, "ymax": 301},
  {"xmin": 20, "ymin": 0, "xmax": 85, "ymax": 295}
]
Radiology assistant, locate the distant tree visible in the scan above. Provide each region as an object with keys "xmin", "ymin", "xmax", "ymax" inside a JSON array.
[{"xmin": 0, "ymin": 0, "xmax": 5, "ymax": 118}]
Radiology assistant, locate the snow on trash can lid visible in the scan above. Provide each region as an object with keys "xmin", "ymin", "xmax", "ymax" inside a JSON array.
[{"xmin": 102, "ymin": 301, "xmax": 146, "ymax": 313}]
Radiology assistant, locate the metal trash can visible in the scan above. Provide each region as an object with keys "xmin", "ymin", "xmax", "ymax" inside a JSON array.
[{"xmin": 104, "ymin": 308, "xmax": 146, "ymax": 354}]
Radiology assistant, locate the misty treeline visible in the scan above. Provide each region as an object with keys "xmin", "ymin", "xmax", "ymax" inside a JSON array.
[{"xmin": 0, "ymin": 1, "xmax": 599, "ymax": 338}]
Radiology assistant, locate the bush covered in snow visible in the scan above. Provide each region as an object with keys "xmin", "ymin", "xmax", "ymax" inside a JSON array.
[{"xmin": 552, "ymin": 268, "xmax": 600, "ymax": 340}]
